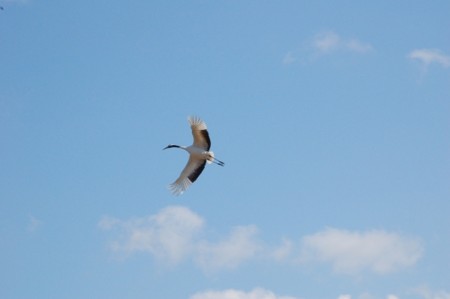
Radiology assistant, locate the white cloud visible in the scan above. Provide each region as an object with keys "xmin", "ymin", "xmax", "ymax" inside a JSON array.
[
  {"xmin": 284, "ymin": 31, "xmax": 373, "ymax": 65},
  {"xmin": 338, "ymin": 293, "xmax": 399, "ymax": 299},
  {"xmin": 414, "ymin": 286, "xmax": 450, "ymax": 299},
  {"xmin": 358, "ymin": 294, "xmax": 376, "ymax": 299},
  {"xmin": 408, "ymin": 49, "xmax": 450, "ymax": 68},
  {"xmin": 189, "ymin": 288, "xmax": 300, "ymax": 299},
  {"xmin": 346, "ymin": 39, "xmax": 374, "ymax": 53},
  {"xmin": 99, "ymin": 206, "xmax": 262, "ymax": 271},
  {"xmin": 272, "ymin": 238, "xmax": 293, "ymax": 261},
  {"xmin": 99, "ymin": 206, "xmax": 204, "ymax": 264},
  {"xmin": 299, "ymin": 228, "xmax": 423, "ymax": 274},
  {"xmin": 312, "ymin": 31, "xmax": 373, "ymax": 54},
  {"xmin": 100, "ymin": 207, "xmax": 423, "ymax": 275},
  {"xmin": 196, "ymin": 225, "xmax": 262, "ymax": 271},
  {"xmin": 313, "ymin": 31, "xmax": 342, "ymax": 53}
]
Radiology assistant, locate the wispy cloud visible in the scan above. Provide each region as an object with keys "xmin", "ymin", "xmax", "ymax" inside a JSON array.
[
  {"xmin": 99, "ymin": 206, "xmax": 261, "ymax": 270},
  {"xmin": 345, "ymin": 39, "xmax": 374, "ymax": 53},
  {"xmin": 313, "ymin": 31, "xmax": 342, "ymax": 53},
  {"xmin": 283, "ymin": 31, "xmax": 373, "ymax": 65},
  {"xmin": 408, "ymin": 49, "xmax": 450, "ymax": 68},
  {"xmin": 195, "ymin": 225, "xmax": 262, "ymax": 271},
  {"xmin": 27, "ymin": 215, "xmax": 42, "ymax": 233},
  {"xmin": 189, "ymin": 288, "xmax": 300, "ymax": 299},
  {"xmin": 312, "ymin": 31, "xmax": 373, "ymax": 54},
  {"xmin": 99, "ymin": 206, "xmax": 204, "ymax": 264},
  {"xmin": 337, "ymin": 294, "xmax": 399, "ymax": 299},
  {"xmin": 271, "ymin": 238, "xmax": 293, "ymax": 261},
  {"xmin": 99, "ymin": 207, "xmax": 423, "ymax": 274},
  {"xmin": 298, "ymin": 228, "xmax": 423, "ymax": 274},
  {"xmin": 414, "ymin": 286, "xmax": 450, "ymax": 299},
  {"xmin": 282, "ymin": 52, "xmax": 297, "ymax": 65},
  {"xmin": 190, "ymin": 289, "xmax": 403, "ymax": 299}
]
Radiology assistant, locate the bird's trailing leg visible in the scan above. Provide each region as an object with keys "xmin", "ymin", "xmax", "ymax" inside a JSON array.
[
  {"xmin": 206, "ymin": 151, "xmax": 224, "ymax": 166},
  {"xmin": 211, "ymin": 157, "xmax": 225, "ymax": 166}
]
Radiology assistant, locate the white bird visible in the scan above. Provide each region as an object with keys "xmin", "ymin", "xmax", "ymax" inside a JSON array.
[{"xmin": 164, "ymin": 116, "xmax": 224, "ymax": 195}]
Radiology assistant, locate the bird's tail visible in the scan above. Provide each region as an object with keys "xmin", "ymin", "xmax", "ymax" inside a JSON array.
[{"xmin": 207, "ymin": 151, "xmax": 214, "ymax": 164}]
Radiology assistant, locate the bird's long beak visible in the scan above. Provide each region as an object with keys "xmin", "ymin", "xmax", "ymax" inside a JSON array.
[{"xmin": 163, "ymin": 144, "xmax": 180, "ymax": 150}]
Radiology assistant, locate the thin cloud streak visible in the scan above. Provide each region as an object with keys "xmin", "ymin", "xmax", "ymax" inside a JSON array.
[
  {"xmin": 190, "ymin": 288, "xmax": 300, "ymax": 299},
  {"xmin": 408, "ymin": 49, "xmax": 450, "ymax": 68},
  {"xmin": 283, "ymin": 31, "xmax": 373, "ymax": 65},
  {"xmin": 191, "ymin": 289, "xmax": 404, "ymax": 299},
  {"xmin": 312, "ymin": 31, "xmax": 373, "ymax": 54},
  {"xmin": 337, "ymin": 294, "xmax": 400, "ymax": 299}
]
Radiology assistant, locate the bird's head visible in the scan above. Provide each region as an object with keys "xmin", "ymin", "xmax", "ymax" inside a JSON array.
[{"xmin": 163, "ymin": 144, "xmax": 180, "ymax": 150}]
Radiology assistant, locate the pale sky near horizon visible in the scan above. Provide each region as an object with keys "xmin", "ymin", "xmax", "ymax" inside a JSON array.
[{"xmin": 1, "ymin": 1, "xmax": 449, "ymax": 299}]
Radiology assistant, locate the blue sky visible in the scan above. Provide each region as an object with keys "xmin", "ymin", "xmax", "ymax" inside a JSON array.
[{"xmin": 1, "ymin": 1, "xmax": 449, "ymax": 298}]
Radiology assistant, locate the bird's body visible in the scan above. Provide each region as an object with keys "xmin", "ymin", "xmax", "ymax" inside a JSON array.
[{"xmin": 164, "ymin": 116, "xmax": 224, "ymax": 195}]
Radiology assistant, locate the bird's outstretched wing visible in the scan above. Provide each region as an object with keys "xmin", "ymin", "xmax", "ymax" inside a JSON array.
[
  {"xmin": 188, "ymin": 116, "xmax": 211, "ymax": 151},
  {"xmin": 169, "ymin": 156, "xmax": 206, "ymax": 196}
]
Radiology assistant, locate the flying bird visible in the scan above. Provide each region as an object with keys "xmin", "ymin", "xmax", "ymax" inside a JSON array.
[{"xmin": 164, "ymin": 116, "xmax": 224, "ymax": 195}]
